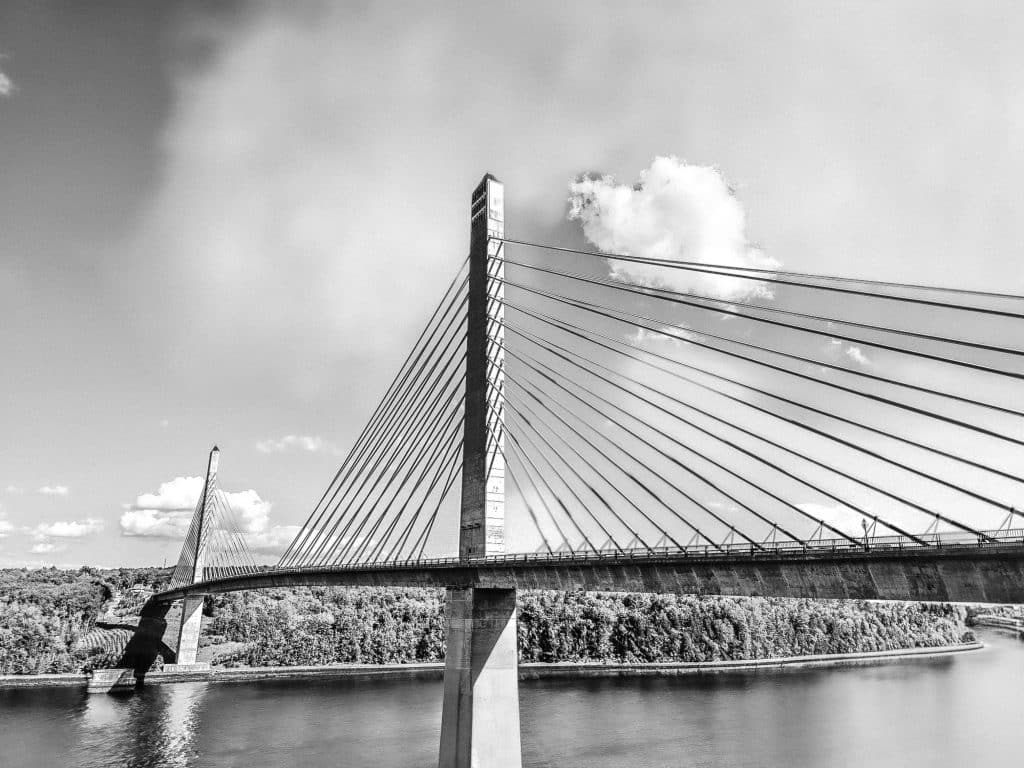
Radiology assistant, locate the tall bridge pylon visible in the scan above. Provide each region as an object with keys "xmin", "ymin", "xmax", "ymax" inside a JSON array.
[
  {"xmin": 167, "ymin": 445, "xmax": 259, "ymax": 667},
  {"xmin": 439, "ymin": 175, "xmax": 521, "ymax": 768}
]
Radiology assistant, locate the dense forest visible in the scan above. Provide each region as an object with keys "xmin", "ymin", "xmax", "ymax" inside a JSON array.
[
  {"xmin": 206, "ymin": 587, "xmax": 973, "ymax": 667},
  {"xmin": 0, "ymin": 567, "xmax": 977, "ymax": 675}
]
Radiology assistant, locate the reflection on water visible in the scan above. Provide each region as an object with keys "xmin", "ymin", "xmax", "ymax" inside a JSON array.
[
  {"xmin": 1, "ymin": 630, "xmax": 1021, "ymax": 768},
  {"xmin": 74, "ymin": 683, "xmax": 207, "ymax": 768}
]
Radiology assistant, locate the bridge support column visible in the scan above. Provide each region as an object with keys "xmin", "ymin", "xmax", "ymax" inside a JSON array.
[
  {"xmin": 439, "ymin": 587, "xmax": 521, "ymax": 768},
  {"xmin": 166, "ymin": 445, "xmax": 219, "ymax": 671},
  {"xmin": 170, "ymin": 595, "xmax": 206, "ymax": 668},
  {"xmin": 438, "ymin": 174, "xmax": 520, "ymax": 766}
]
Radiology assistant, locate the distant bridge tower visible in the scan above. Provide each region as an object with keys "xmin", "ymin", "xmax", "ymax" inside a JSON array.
[
  {"xmin": 439, "ymin": 176, "xmax": 522, "ymax": 768},
  {"xmin": 170, "ymin": 445, "xmax": 219, "ymax": 669}
]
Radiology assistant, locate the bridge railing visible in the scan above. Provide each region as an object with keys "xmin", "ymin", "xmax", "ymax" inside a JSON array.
[{"xmin": 256, "ymin": 528, "xmax": 1024, "ymax": 576}]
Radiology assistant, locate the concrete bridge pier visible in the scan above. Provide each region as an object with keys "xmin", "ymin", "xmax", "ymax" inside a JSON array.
[
  {"xmin": 165, "ymin": 595, "xmax": 208, "ymax": 671},
  {"xmin": 438, "ymin": 587, "xmax": 521, "ymax": 768}
]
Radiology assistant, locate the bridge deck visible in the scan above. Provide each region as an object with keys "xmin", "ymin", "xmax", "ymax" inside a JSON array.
[{"xmin": 154, "ymin": 536, "xmax": 1024, "ymax": 605}]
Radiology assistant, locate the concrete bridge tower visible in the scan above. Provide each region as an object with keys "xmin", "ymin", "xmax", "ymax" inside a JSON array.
[
  {"xmin": 438, "ymin": 175, "xmax": 521, "ymax": 768},
  {"xmin": 167, "ymin": 445, "xmax": 219, "ymax": 670}
]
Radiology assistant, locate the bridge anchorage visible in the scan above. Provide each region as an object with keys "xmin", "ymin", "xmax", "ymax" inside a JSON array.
[{"xmin": 109, "ymin": 174, "xmax": 1024, "ymax": 766}]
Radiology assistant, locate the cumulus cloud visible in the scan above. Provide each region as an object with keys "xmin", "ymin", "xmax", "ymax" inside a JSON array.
[
  {"xmin": 0, "ymin": 70, "xmax": 12, "ymax": 98},
  {"xmin": 0, "ymin": 520, "xmax": 13, "ymax": 538},
  {"xmin": 844, "ymin": 346, "xmax": 871, "ymax": 366},
  {"xmin": 627, "ymin": 325, "xmax": 697, "ymax": 347},
  {"xmin": 120, "ymin": 477, "xmax": 278, "ymax": 552},
  {"xmin": 823, "ymin": 338, "xmax": 872, "ymax": 368},
  {"xmin": 121, "ymin": 476, "xmax": 206, "ymax": 538},
  {"xmin": 34, "ymin": 519, "xmax": 104, "ymax": 538},
  {"xmin": 246, "ymin": 525, "xmax": 302, "ymax": 556},
  {"xmin": 38, "ymin": 485, "xmax": 69, "ymax": 496},
  {"xmin": 256, "ymin": 435, "xmax": 339, "ymax": 455},
  {"xmin": 28, "ymin": 517, "xmax": 103, "ymax": 554},
  {"xmin": 4, "ymin": 486, "xmax": 23, "ymax": 494},
  {"xmin": 568, "ymin": 157, "xmax": 779, "ymax": 302},
  {"xmin": 31, "ymin": 542, "xmax": 65, "ymax": 554}
]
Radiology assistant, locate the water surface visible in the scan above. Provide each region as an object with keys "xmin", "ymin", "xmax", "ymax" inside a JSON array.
[{"xmin": 2, "ymin": 631, "xmax": 1021, "ymax": 767}]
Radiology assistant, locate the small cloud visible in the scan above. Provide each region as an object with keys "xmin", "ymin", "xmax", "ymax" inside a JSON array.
[
  {"xmin": 246, "ymin": 524, "xmax": 302, "ymax": 556},
  {"xmin": 4, "ymin": 485, "xmax": 23, "ymax": 494},
  {"xmin": 627, "ymin": 325, "xmax": 697, "ymax": 347},
  {"xmin": 823, "ymin": 339, "xmax": 871, "ymax": 368},
  {"xmin": 0, "ymin": 70, "xmax": 13, "ymax": 98},
  {"xmin": 30, "ymin": 542, "xmax": 66, "ymax": 555},
  {"xmin": 38, "ymin": 485, "xmax": 69, "ymax": 497},
  {"xmin": 159, "ymin": 419, "xmax": 170, "ymax": 429},
  {"xmin": 33, "ymin": 518, "xmax": 104, "ymax": 538},
  {"xmin": 256, "ymin": 435, "xmax": 339, "ymax": 455},
  {"xmin": 845, "ymin": 346, "xmax": 871, "ymax": 366},
  {"xmin": 0, "ymin": 520, "xmax": 13, "ymax": 539}
]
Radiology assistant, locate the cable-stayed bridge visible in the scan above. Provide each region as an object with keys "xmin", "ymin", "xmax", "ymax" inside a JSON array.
[{"xmin": 119, "ymin": 175, "xmax": 1024, "ymax": 767}]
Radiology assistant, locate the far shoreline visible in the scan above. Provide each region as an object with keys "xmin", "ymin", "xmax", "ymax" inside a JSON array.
[{"xmin": 0, "ymin": 641, "xmax": 984, "ymax": 690}]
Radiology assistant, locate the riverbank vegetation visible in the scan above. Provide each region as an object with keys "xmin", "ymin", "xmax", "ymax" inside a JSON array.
[
  {"xmin": 206, "ymin": 588, "xmax": 973, "ymax": 667},
  {"xmin": 0, "ymin": 567, "xmax": 976, "ymax": 674}
]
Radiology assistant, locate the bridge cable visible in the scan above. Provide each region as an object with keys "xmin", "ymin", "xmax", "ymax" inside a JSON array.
[
  {"xmin": 385, "ymin": 442, "xmax": 465, "ymax": 562},
  {"xmin": 500, "ymin": 349, "xmax": 796, "ymax": 548},
  {"xmin": 506, "ymin": 322, "xmax": 987, "ymax": 541},
  {"xmin": 502, "ymin": 386, "xmax": 684, "ymax": 550},
  {"xmin": 489, "ymin": 372, "xmax": 657, "ymax": 552},
  {"xmin": 320, "ymin": 388, "xmax": 466, "ymax": 566},
  {"xmin": 498, "ymin": 237, "xmax": 1024, "ymax": 315},
  {"xmin": 498, "ymin": 369, "xmax": 731, "ymax": 550},
  {"xmin": 326, "ymin": 375, "xmax": 467, "ymax": 565},
  {"xmin": 496, "ymin": 277, "xmax": 1024, "ymax": 442},
  {"xmin": 500, "ymin": 257, "xmax": 1024, "ymax": 359},
  {"xmin": 286, "ymin": 300, "xmax": 467, "ymax": 566},
  {"xmin": 496, "ymin": 265, "xmax": 1024, "ymax": 382},
  {"xmin": 507, "ymin": 302, "xmax": 1024, "ymax": 486},
  {"xmin": 356, "ymin": 413, "xmax": 466, "ymax": 564},
  {"xmin": 295, "ymin": 329, "xmax": 467, "ymax": 566},
  {"xmin": 281, "ymin": 266, "xmax": 469, "ymax": 565},
  {"xmin": 503, "ymin": 331, "xmax": 930, "ymax": 545}
]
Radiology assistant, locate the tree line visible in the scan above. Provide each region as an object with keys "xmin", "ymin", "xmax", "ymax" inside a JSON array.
[{"xmin": 0, "ymin": 567, "xmax": 975, "ymax": 675}]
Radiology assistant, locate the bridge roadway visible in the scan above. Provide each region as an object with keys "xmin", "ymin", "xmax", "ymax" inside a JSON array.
[{"xmin": 154, "ymin": 536, "xmax": 1024, "ymax": 605}]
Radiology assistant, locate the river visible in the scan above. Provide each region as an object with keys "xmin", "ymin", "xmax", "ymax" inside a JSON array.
[{"xmin": 1, "ymin": 630, "xmax": 1020, "ymax": 768}]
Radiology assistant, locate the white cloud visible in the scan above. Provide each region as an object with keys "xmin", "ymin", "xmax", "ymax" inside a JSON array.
[
  {"xmin": 0, "ymin": 70, "xmax": 12, "ymax": 98},
  {"xmin": 256, "ymin": 435, "xmax": 339, "ymax": 455},
  {"xmin": 31, "ymin": 542, "xmax": 66, "ymax": 554},
  {"xmin": 627, "ymin": 325, "xmax": 697, "ymax": 347},
  {"xmin": 246, "ymin": 525, "xmax": 302, "ymax": 556},
  {"xmin": 134, "ymin": 476, "xmax": 204, "ymax": 511},
  {"xmin": 38, "ymin": 485, "xmax": 69, "ymax": 497},
  {"xmin": 120, "ymin": 508, "xmax": 193, "ymax": 539},
  {"xmin": 33, "ymin": 518, "xmax": 104, "ymax": 538},
  {"xmin": 844, "ymin": 346, "xmax": 871, "ymax": 366},
  {"xmin": 0, "ymin": 520, "xmax": 13, "ymax": 539},
  {"xmin": 159, "ymin": 419, "xmax": 170, "ymax": 428},
  {"xmin": 823, "ymin": 339, "xmax": 872, "ymax": 368},
  {"xmin": 215, "ymin": 489, "xmax": 272, "ymax": 534},
  {"xmin": 568, "ymin": 157, "xmax": 780, "ymax": 302},
  {"xmin": 119, "ymin": 477, "xmax": 275, "ymax": 542},
  {"xmin": 120, "ymin": 476, "xmax": 205, "ymax": 538},
  {"xmin": 4, "ymin": 485, "xmax": 22, "ymax": 494}
]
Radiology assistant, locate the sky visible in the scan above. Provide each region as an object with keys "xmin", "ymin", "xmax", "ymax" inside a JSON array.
[{"xmin": 1, "ymin": 1, "xmax": 1023, "ymax": 567}]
